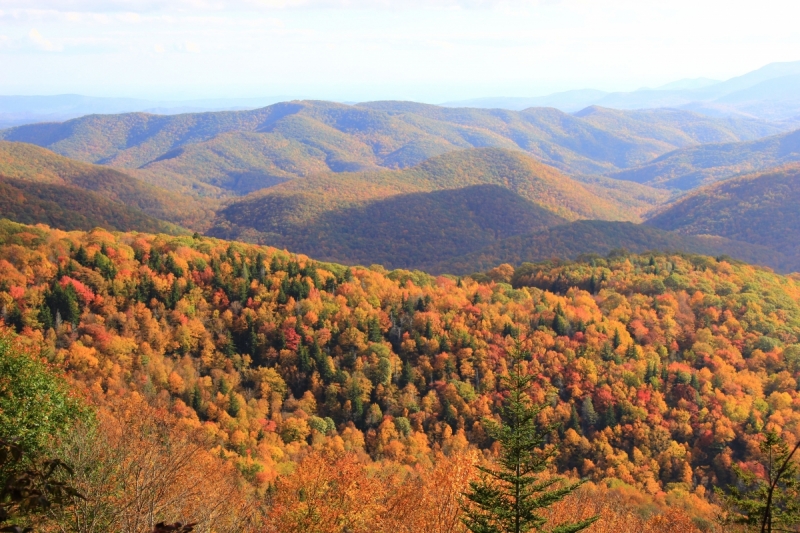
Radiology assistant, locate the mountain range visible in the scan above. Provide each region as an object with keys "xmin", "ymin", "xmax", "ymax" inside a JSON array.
[
  {"xmin": 2, "ymin": 95, "xmax": 800, "ymax": 274},
  {"xmin": 0, "ymin": 100, "xmax": 786, "ymax": 197},
  {"xmin": 445, "ymin": 60, "xmax": 800, "ymax": 121},
  {"xmin": 0, "ymin": 94, "xmax": 289, "ymax": 130}
]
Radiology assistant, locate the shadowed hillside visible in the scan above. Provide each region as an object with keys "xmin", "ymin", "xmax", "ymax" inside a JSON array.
[
  {"xmin": 609, "ymin": 128, "xmax": 800, "ymax": 189},
  {"xmin": 646, "ymin": 164, "xmax": 800, "ymax": 266},
  {"xmin": 432, "ymin": 220, "xmax": 788, "ymax": 274},
  {"xmin": 0, "ymin": 141, "xmax": 213, "ymax": 229},
  {"xmin": 207, "ymin": 149, "xmax": 654, "ymax": 268},
  {"xmin": 206, "ymin": 149, "xmax": 785, "ymax": 273},
  {"xmin": 0, "ymin": 101, "xmax": 787, "ymax": 196},
  {"xmin": 211, "ymin": 183, "xmax": 568, "ymax": 270},
  {"xmin": 212, "ymin": 147, "xmax": 643, "ymax": 226},
  {"xmin": 0, "ymin": 176, "xmax": 185, "ymax": 234}
]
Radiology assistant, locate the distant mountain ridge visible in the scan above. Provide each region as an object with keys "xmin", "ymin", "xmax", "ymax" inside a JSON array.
[
  {"xmin": 0, "ymin": 100, "xmax": 786, "ymax": 198},
  {"xmin": 206, "ymin": 148, "xmax": 621, "ymax": 262},
  {"xmin": 444, "ymin": 60, "xmax": 800, "ymax": 121},
  {"xmin": 0, "ymin": 136, "xmax": 797, "ymax": 274},
  {"xmin": 0, "ymin": 94, "xmax": 290, "ymax": 129},
  {"xmin": 608, "ymin": 128, "xmax": 800, "ymax": 190},
  {"xmin": 3, "ymin": 92, "xmax": 800, "ymax": 276}
]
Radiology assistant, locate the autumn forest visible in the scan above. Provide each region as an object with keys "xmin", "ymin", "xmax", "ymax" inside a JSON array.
[{"xmin": 2, "ymin": 66, "xmax": 800, "ymax": 533}]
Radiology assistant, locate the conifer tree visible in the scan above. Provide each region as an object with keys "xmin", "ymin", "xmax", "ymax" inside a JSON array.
[
  {"xmin": 461, "ymin": 340, "xmax": 598, "ymax": 533},
  {"xmin": 368, "ymin": 317, "xmax": 383, "ymax": 343},
  {"xmin": 720, "ymin": 428, "xmax": 800, "ymax": 533},
  {"xmin": 580, "ymin": 397, "xmax": 598, "ymax": 429}
]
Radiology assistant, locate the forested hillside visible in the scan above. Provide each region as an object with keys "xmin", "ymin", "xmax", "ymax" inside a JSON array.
[
  {"xmin": 0, "ymin": 141, "xmax": 213, "ymax": 229},
  {"xmin": 2, "ymin": 220, "xmax": 800, "ymax": 530},
  {"xmin": 206, "ymin": 149, "xmax": 674, "ymax": 269},
  {"xmin": 434, "ymin": 221, "xmax": 789, "ymax": 274},
  {"xmin": 0, "ymin": 101, "xmax": 786, "ymax": 196},
  {"xmin": 0, "ymin": 176, "xmax": 184, "ymax": 234},
  {"xmin": 610, "ymin": 128, "xmax": 800, "ymax": 190},
  {"xmin": 646, "ymin": 164, "xmax": 800, "ymax": 267}
]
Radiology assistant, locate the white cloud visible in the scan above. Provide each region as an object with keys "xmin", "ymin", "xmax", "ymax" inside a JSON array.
[{"xmin": 28, "ymin": 27, "xmax": 62, "ymax": 50}]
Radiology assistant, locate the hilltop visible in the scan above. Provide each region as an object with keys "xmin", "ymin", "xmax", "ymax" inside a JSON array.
[
  {"xmin": 646, "ymin": 164, "xmax": 800, "ymax": 267},
  {"xmin": 609, "ymin": 128, "xmax": 800, "ymax": 190},
  {"xmin": 0, "ymin": 101, "xmax": 786, "ymax": 196}
]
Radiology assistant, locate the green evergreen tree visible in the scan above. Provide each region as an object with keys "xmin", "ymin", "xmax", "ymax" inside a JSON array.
[
  {"xmin": 588, "ymin": 275, "xmax": 597, "ymax": 294},
  {"xmin": 227, "ymin": 391, "xmax": 241, "ymax": 417},
  {"xmin": 74, "ymin": 245, "xmax": 89, "ymax": 266},
  {"xmin": 612, "ymin": 328, "xmax": 622, "ymax": 349},
  {"xmin": 425, "ymin": 319, "xmax": 434, "ymax": 340},
  {"xmin": 625, "ymin": 343, "xmax": 637, "ymax": 360},
  {"xmin": 461, "ymin": 340, "xmax": 598, "ymax": 533},
  {"xmin": 600, "ymin": 406, "xmax": 617, "ymax": 430},
  {"xmin": 297, "ymin": 345, "xmax": 313, "ymax": 374},
  {"xmin": 400, "ymin": 360, "xmax": 414, "ymax": 388},
  {"xmin": 720, "ymin": 428, "xmax": 800, "ymax": 533},
  {"xmin": 439, "ymin": 334, "xmax": 451, "ymax": 353},
  {"xmin": 580, "ymin": 397, "xmax": 598, "ymax": 430},
  {"xmin": 311, "ymin": 342, "xmax": 334, "ymax": 383},
  {"xmin": 552, "ymin": 315, "xmax": 570, "ymax": 337},
  {"xmin": 368, "ymin": 317, "xmax": 383, "ymax": 343},
  {"xmin": 191, "ymin": 385, "xmax": 203, "ymax": 413},
  {"xmin": 239, "ymin": 259, "xmax": 250, "ymax": 302}
]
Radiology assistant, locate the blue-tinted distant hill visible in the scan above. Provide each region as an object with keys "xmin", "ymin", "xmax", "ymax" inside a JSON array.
[
  {"xmin": 0, "ymin": 94, "xmax": 289, "ymax": 129},
  {"xmin": 444, "ymin": 60, "xmax": 800, "ymax": 121}
]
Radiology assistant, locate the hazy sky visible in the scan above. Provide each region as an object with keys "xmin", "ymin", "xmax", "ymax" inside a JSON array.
[{"xmin": 1, "ymin": 0, "xmax": 799, "ymax": 102}]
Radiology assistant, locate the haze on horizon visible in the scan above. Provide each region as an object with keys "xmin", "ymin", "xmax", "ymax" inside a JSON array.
[{"xmin": 0, "ymin": 0, "xmax": 799, "ymax": 103}]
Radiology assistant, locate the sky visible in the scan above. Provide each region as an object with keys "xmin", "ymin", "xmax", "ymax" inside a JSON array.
[{"xmin": 1, "ymin": 0, "xmax": 799, "ymax": 103}]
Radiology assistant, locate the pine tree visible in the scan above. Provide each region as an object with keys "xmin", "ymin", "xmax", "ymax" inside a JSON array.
[
  {"xmin": 720, "ymin": 428, "xmax": 800, "ymax": 533},
  {"xmin": 552, "ymin": 315, "xmax": 570, "ymax": 337},
  {"xmin": 580, "ymin": 397, "xmax": 598, "ymax": 430},
  {"xmin": 612, "ymin": 328, "xmax": 622, "ymax": 349},
  {"xmin": 297, "ymin": 345, "xmax": 313, "ymax": 374},
  {"xmin": 601, "ymin": 406, "xmax": 617, "ymax": 430},
  {"xmin": 228, "ymin": 391, "xmax": 241, "ymax": 417},
  {"xmin": 368, "ymin": 317, "xmax": 382, "ymax": 343},
  {"xmin": 461, "ymin": 340, "xmax": 598, "ymax": 533},
  {"xmin": 400, "ymin": 360, "xmax": 414, "ymax": 388},
  {"xmin": 74, "ymin": 245, "xmax": 89, "ymax": 266}
]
